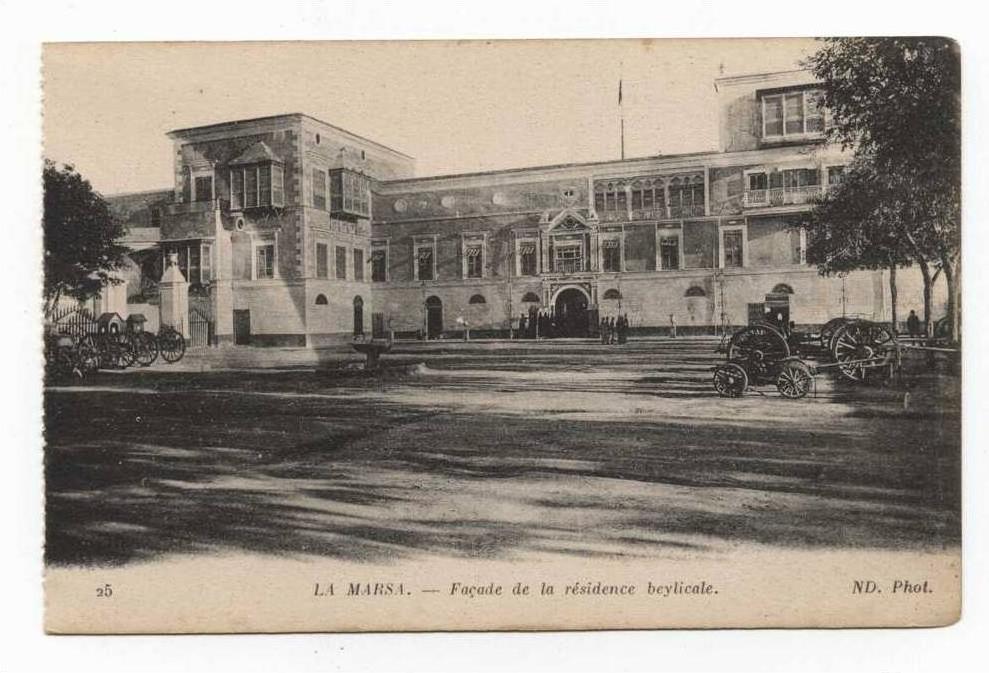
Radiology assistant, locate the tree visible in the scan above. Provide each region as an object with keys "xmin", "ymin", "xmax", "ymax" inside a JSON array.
[
  {"xmin": 43, "ymin": 160, "xmax": 130, "ymax": 316},
  {"xmin": 804, "ymin": 37, "xmax": 961, "ymax": 339}
]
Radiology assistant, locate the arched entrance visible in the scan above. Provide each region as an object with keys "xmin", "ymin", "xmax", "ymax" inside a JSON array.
[
  {"xmin": 425, "ymin": 295, "xmax": 443, "ymax": 339},
  {"xmin": 353, "ymin": 296, "xmax": 364, "ymax": 336},
  {"xmin": 553, "ymin": 287, "xmax": 590, "ymax": 338}
]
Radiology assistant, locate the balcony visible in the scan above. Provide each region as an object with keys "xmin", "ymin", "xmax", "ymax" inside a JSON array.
[
  {"xmin": 743, "ymin": 186, "xmax": 822, "ymax": 208},
  {"xmin": 161, "ymin": 199, "xmax": 226, "ymax": 241},
  {"xmin": 667, "ymin": 204, "xmax": 706, "ymax": 219},
  {"xmin": 553, "ymin": 259, "xmax": 585, "ymax": 274},
  {"xmin": 599, "ymin": 205, "xmax": 706, "ymax": 222}
]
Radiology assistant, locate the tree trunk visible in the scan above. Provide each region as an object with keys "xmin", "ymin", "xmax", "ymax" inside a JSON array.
[
  {"xmin": 888, "ymin": 261, "xmax": 898, "ymax": 334},
  {"xmin": 917, "ymin": 257, "xmax": 933, "ymax": 336},
  {"xmin": 941, "ymin": 252, "xmax": 961, "ymax": 342}
]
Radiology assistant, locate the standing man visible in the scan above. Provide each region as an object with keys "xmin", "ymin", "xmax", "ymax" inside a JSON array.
[
  {"xmin": 907, "ymin": 309, "xmax": 921, "ymax": 338},
  {"xmin": 669, "ymin": 313, "xmax": 677, "ymax": 339}
]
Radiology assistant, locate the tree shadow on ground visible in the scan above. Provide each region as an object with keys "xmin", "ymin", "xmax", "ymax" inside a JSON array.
[{"xmin": 45, "ymin": 363, "xmax": 960, "ymax": 567}]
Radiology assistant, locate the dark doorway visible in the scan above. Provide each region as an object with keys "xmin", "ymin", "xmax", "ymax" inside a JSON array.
[
  {"xmin": 353, "ymin": 296, "xmax": 364, "ymax": 336},
  {"xmin": 233, "ymin": 309, "xmax": 251, "ymax": 345},
  {"xmin": 425, "ymin": 295, "xmax": 443, "ymax": 339},
  {"xmin": 554, "ymin": 288, "xmax": 590, "ymax": 337}
]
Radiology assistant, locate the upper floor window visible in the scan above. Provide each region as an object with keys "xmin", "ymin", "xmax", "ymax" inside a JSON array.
[
  {"xmin": 256, "ymin": 243, "xmax": 275, "ymax": 279},
  {"xmin": 415, "ymin": 244, "xmax": 435, "ymax": 281},
  {"xmin": 371, "ymin": 248, "xmax": 387, "ymax": 282},
  {"xmin": 762, "ymin": 89, "xmax": 825, "ymax": 139},
  {"xmin": 601, "ymin": 238, "xmax": 622, "ymax": 272},
  {"xmin": 353, "ymin": 248, "xmax": 364, "ymax": 282},
  {"xmin": 335, "ymin": 245, "xmax": 347, "ymax": 280},
  {"xmin": 827, "ymin": 166, "xmax": 845, "ymax": 186},
  {"xmin": 465, "ymin": 246, "xmax": 483, "ymax": 278},
  {"xmin": 230, "ymin": 163, "xmax": 284, "ymax": 210},
  {"xmin": 518, "ymin": 241, "xmax": 538, "ymax": 276},
  {"xmin": 315, "ymin": 242, "xmax": 329, "ymax": 279},
  {"xmin": 630, "ymin": 179, "xmax": 665, "ymax": 212},
  {"xmin": 162, "ymin": 241, "xmax": 212, "ymax": 286},
  {"xmin": 594, "ymin": 182, "xmax": 627, "ymax": 213},
  {"xmin": 668, "ymin": 178, "xmax": 705, "ymax": 216},
  {"xmin": 150, "ymin": 207, "xmax": 161, "ymax": 227},
  {"xmin": 554, "ymin": 242, "xmax": 584, "ymax": 274},
  {"xmin": 330, "ymin": 169, "xmax": 371, "ymax": 218},
  {"xmin": 722, "ymin": 229, "xmax": 744, "ymax": 268},
  {"xmin": 312, "ymin": 168, "xmax": 328, "ymax": 210},
  {"xmin": 193, "ymin": 174, "xmax": 213, "ymax": 202},
  {"xmin": 659, "ymin": 234, "xmax": 680, "ymax": 270}
]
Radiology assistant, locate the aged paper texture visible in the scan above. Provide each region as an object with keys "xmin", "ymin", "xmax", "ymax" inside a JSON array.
[{"xmin": 41, "ymin": 38, "xmax": 961, "ymax": 633}]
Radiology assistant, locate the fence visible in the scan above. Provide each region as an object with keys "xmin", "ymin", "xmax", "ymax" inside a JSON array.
[
  {"xmin": 45, "ymin": 305, "xmax": 99, "ymax": 338},
  {"xmin": 189, "ymin": 307, "xmax": 213, "ymax": 348}
]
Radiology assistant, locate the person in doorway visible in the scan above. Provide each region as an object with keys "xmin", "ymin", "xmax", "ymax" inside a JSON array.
[
  {"xmin": 669, "ymin": 313, "xmax": 677, "ymax": 339},
  {"xmin": 608, "ymin": 316, "xmax": 616, "ymax": 344},
  {"xmin": 618, "ymin": 314, "xmax": 628, "ymax": 344},
  {"xmin": 907, "ymin": 310, "xmax": 921, "ymax": 338},
  {"xmin": 600, "ymin": 316, "xmax": 609, "ymax": 345}
]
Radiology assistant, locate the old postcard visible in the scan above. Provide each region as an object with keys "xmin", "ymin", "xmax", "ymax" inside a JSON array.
[{"xmin": 41, "ymin": 37, "xmax": 961, "ymax": 633}]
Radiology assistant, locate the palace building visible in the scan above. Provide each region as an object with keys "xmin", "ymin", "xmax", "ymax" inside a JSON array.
[{"xmin": 106, "ymin": 68, "xmax": 938, "ymax": 346}]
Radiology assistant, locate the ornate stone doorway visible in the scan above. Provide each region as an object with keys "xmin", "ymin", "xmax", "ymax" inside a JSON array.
[{"xmin": 553, "ymin": 287, "xmax": 590, "ymax": 338}]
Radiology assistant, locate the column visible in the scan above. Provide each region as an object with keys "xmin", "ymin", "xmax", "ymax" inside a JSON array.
[{"xmin": 159, "ymin": 252, "xmax": 190, "ymax": 337}]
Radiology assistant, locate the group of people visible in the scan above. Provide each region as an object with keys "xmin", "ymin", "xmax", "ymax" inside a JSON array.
[
  {"xmin": 599, "ymin": 315, "xmax": 630, "ymax": 345},
  {"xmin": 516, "ymin": 306, "xmax": 572, "ymax": 339}
]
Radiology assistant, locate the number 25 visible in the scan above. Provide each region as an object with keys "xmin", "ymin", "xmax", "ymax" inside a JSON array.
[{"xmin": 96, "ymin": 584, "xmax": 113, "ymax": 598}]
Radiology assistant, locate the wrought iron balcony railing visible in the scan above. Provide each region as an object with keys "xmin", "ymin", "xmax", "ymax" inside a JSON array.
[{"xmin": 743, "ymin": 186, "xmax": 822, "ymax": 208}]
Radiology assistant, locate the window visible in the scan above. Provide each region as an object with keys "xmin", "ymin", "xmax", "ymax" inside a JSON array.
[
  {"xmin": 161, "ymin": 241, "xmax": 212, "ymax": 285},
  {"xmin": 723, "ymin": 230, "xmax": 744, "ymax": 268},
  {"xmin": 468, "ymin": 294, "xmax": 486, "ymax": 305},
  {"xmin": 193, "ymin": 174, "xmax": 213, "ymax": 202},
  {"xmin": 763, "ymin": 89, "xmax": 826, "ymax": 138},
  {"xmin": 315, "ymin": 294, "xmax": 328, "ymax": 305},
  {"xmin": 271, "ymin": 165, "xmax": 284, "ymax": 206},
  {"xmin": 602, "ymin": 238, "xmax": 622, "ymax": 272},
  {"xmin": 554, "ymin": 243, "xmax": 583, "ymax": 273},
  {"xmin": 150, "ymin": 207, "xmax": 161, "ymax": 227},
  {"xmin": 256, "ymin": 244, "xmax": 275, "ymax": 279},
  {"xmin": 316, "ymin": 242, "xmax": 328, "ymax": 279},
  {"xmin": 827, "ymin": 166, "xmax": 845, "ymax": 186},
  {"xmin": 668, "ymin": 178, "xmax": 705, "ymax": 216},
  {"xmin": 371, "ymin": 249, "xmax": 387, "ymax": 282},
  {"xmin": 519, "ymin": 242, "xmax": 537, "ymax": 276},
  {"xmin": 335, "ymin": 246, "xmax": 347, "ymax": 280},
  {"xmin": 231, "ymin": 169, "xmax": 244, "ymax": 209},
  {"xmin": 465, "ymin": 246, "xmax": 483, "ymax": 278},
  {"xmin": 258, "ymin": 165, "xmax": 271, "ymax": 207},
  {"xmin": 630, "ymin": 179, "xmax": 664, "ymax": 213},
  {"xmin": 353, "ymin": 249, "xmax": 364, "ymax": 282},
  {"xmin": 312, "ymin": 168, "xmax": 327, "ymax": 210},
  {"xmin": 685, "ymin": 286, "xmax": 706, "ymax": 297},
  {"xmin": 783, "ymin": 168, "xmax": 820, "ymax": 189},
  {"xmin": 660, "ymin": 235, "xmax": 680, "ymax": 270},
  {"xmin": 330, "ymin": 169, "xmax": 371, "ymax": 217},
  {"xmin": 521, "ymin": 292, "xmax": 540, "ymax": 303},
  {"xmin": 748, "ymin": 173, "xmax": 768, "ymax": 191},
  {"xmin": 245, "ymin": 168, "xmax": 258, "ymax": 208},
  {"xmin": 602, "ymin": 289, "xmax": 622, "ymax": 300},
  {"xmin": 594, "ymin": 182, "xmax": 628, "ymax": 214},
  {"xmin": 416, "ymin": 246, "xmax": 434, "ymax": 281}
]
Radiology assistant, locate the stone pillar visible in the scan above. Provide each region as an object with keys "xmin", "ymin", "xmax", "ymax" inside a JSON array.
[
  {"xmin": 96, "ymin": 269, "xmax": 128, "ymax": 316},
  {"xmin": 159, "ymin": 252, "xmax": 190, "ymax": 337},
  {"xmin": 211, "ymin": 223, "xmax": 234, "ymax": 345}
]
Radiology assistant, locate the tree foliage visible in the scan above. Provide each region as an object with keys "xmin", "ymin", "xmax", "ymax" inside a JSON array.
[
  {"xmin": 43, "ymin": 160, "xmax": 129, "ymax": 313},
  {"xmin": 803, "ymin": 37, "xmax": 961, "ymax": 337}
]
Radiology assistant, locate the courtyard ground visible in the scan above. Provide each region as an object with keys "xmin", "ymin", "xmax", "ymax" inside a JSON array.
[{"xmin": 44, "ymin": 338, "xmax": 960, "ymax": 567}]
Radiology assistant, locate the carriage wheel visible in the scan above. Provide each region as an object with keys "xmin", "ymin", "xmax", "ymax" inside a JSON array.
[
  {"xmin": 819, "ymin": 317, "xmax": 851, "ymax": 350},
  {"xmin": 158, "ymin": 327, "xmax": 186, "ymax": 364},
  {"xmin": 133, "ymin": 332, "xmax": 159, "ymax": 367},
  {"xmin": 713, "ymin": 362, "xmax": 748, "ymax": 398},
  {"xmin": 831, "ymin": 320, "xmax": 895, "ymax": 382},
  {"xmin": 728, "ymin": 325, "xmax": 790, "ymax": 384},
  {"xmin": 776, "ymin": 360, "xmax": 813, "ymax": 399},
  {"xmin": 76, "ymin": 336, "xmax": 101, "ymax": 374},
  {"xmin": 116, "ymin": 334, "xmax": 137, "ymax": 369}
]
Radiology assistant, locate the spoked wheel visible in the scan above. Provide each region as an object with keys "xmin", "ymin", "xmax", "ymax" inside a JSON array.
[
  {"xmin": 76, "ymin": 336, "xmax": 101, "ymax": 375},
  {"xmin": 133, "ymin": 332, "xmax": 159, "ymax": 367},
  {"xmin": 728, "ymin": 324, "xmax": 790, "ymax": 385},
  {"xmin": 831, "ymin": 320, "xmax": 895, "ymax": 382},
  {"xmin": 713, "ymin": 362, "xmax": 748, "ymax": 398},
  {"xmin": 776, "ymin": 359, "xmax": 814, "ymax": 399},
  {"xmin": 819, "ymin": 317, "xmax": 852, "ymax": 350},
  {"xmin": 116, "ymin": 334, "xmax": 137, "ymax": 369},
  {"xmin": 158, "ymin": 326, "xmax": 186, "ymax": 364}
]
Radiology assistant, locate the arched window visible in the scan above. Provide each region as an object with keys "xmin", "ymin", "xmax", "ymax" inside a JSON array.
[
  {"xmin": 771, "ymin": 283, "xmax": 794, "ymax": 295},
  {"xmin": 685, "ymin": 286, "xmax": 706, "ymax": 297},
  {"xmin": 425, "ymin": 295, "xmax": 442, "ymax": 307},
  {"xmin": 468, "ymin": 294, "xmax": 486, "ymax": 305},
  {"xmin": 521, "ymin": 292, "xmax": 540, "ymax": 303},
  {"xmin": 602, "ymin": 288, "xmax": 622, "ymax": 300},
  {"xmin": 315, "ymin": 294, "xmax": 328, "ymax": 305},
  {"xmin": 353, "ymin": 295, "xmax": 364, "ymax": 336}
]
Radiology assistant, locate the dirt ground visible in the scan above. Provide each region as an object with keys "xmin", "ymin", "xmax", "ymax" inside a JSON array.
[{"xmin": 44, "ymin": 339, "xmax": 960, "ymax": 567}]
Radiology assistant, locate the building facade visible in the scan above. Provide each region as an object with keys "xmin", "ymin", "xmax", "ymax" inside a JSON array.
[{"xmin": 107, "ymin": 69, "xmax": 941, "ymax": 345}]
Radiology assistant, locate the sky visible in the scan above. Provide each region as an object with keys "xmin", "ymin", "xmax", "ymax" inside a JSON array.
[{"xmin": 42, "ymin": 38, "xmax": 818, "ymax": 195}]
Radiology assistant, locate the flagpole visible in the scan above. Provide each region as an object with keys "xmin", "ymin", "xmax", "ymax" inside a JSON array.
[{"xmin": 618, "ymin": 66, "xmax": 625, "ymax": 160}]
